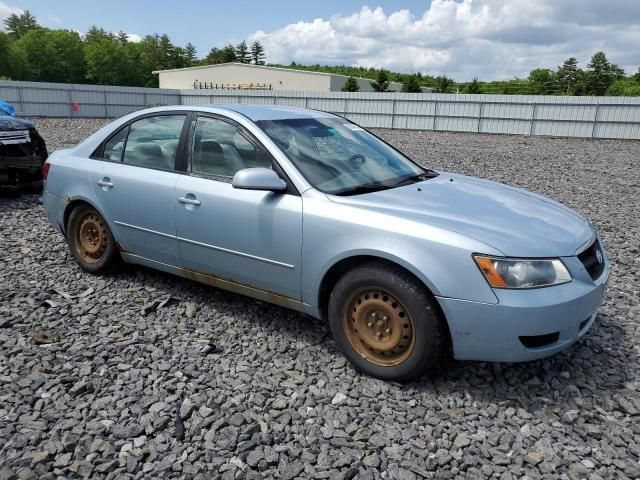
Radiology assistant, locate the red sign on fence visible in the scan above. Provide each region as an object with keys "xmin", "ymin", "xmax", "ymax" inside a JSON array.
[{"xmin": 71, "ymin": 102, "xmax": 79, "ymax": 112}]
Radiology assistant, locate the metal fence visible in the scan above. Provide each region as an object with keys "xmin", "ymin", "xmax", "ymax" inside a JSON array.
[
  {"xmin": 0, "ymin": 80, "xmax": 181, "ymax": 118},
  {"xmin": 2, "ymin": 80, "xmax": 640, "ymax": 140}
]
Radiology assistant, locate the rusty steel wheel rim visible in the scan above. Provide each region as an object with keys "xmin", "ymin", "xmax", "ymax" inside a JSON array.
[
  {"xmin": 343, "ymin": 288, "xmax": 415, "ymax": 366},
  {"xmin": 75, "ymin": 212, "xmax": 107, "ymax": 264}
]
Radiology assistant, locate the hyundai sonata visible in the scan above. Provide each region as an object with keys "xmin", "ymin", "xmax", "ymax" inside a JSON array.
[{"xmin": 42, "ymin": 105, "xmax": 609, "ymax": 381}]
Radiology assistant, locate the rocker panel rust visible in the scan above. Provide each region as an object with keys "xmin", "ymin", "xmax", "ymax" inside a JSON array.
[{"xmin": 120, "ymin": 252, "xmax": 308, "ymax": 313}]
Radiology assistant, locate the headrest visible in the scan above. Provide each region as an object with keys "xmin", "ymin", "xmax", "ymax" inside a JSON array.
[
  {"xmin": 162, "ymin": 140, "xmax": 179, "ymax": 157},
  {"xmin": 134, "ymin": 142, "xmax": 162, "ymax": 157},
  {"xmin": 201, "ymin": 140, "xmax": 223, "ymax": 155}
]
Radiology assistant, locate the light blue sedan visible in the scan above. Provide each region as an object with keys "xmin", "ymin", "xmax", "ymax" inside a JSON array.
[{"xmin": 42, "ymin": 105, "xmax": 609, "ymax": 381}]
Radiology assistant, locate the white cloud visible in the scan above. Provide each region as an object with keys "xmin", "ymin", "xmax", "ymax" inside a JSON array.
[
  {"xmin": 248, "ymin": 0, "xmax": 640, "ymax": 80},
  {"xmin": 126, "ymin": 33, "xmax": 142, "ymax": 43}
]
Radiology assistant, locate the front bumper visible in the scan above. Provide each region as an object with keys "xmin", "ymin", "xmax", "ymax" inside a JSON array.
[
  {"xmin": 437, "ymin": 255, "xmax": 609, "ymax": 362},
  {"xmin": 0, "ymin": 155, "xmax": 43, "ymax": 191}
]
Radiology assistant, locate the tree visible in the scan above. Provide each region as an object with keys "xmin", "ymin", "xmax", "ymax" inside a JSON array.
[
  {"xmin": 221, "ymin": 45, "xmax": 237, "ymax": 63},
  {"xmin": 85, "ymin": 37, "xmax": 125, "ymax": 85},
  {"xmin": 0, "ymin": 32, "xmax": 11, "ymax": 78},
  {"xmin": 401, "ymin": 74, "xmax": 422, "ymax": 93},
  {"xmin": 205, "ymin": 47, "xmax": 222, "ymax": 64},
  {"xmin": 370, "ymin": 69, "xmax": 390, "ymax": 92},
  {"xmin": 528, "ymin": 68, "xmax": 558, "ymax": 95},
  {"xmin": 116, "ymin": 31, "xmax": 129, "ymax": 45},
  {"xmin": 250, "ymin": 40, "xmax": 265, "ymax": 65},
  {"xmin": 435, "ymin": 75, "xmax": 453, "ymax": 93},
  {"xmin": 236, "ymin": 41, "xmax": 250, "ymax": 63},
  {"xmin": 556, "ymin": 57, "xmax": 583, "ymax": 94},
  {"xmin": 464, "ymin": 77, "xmax": 482, "ymax": 94},
  {"xmin": 185, "ymin": 42, "xmax": 197, "ymax": 65},
  {"xmin": 634, "ymin": 68, "xmax": 640, "ymax": 83},
  {"xmin": 606, "ymin": 78, "xmax": 640, "ymax": 96},
  {"xmin": 341, "ymin": 76, "xmax": 360, "ymax": 92},
  {"xmin": 85, "ymin": 26, "xmax": 112, "ymax": 44},
  {"xmin": 3, "ymin": 10, "xmax": 39, "ymax": 39},
  {"xmin": 205, "ymin": 44, "xmax": 237, "ymax": 64},
  {"xmin": 120, "ymin": 41, "xmax": 148, "ymax": 86},
  {"xmin": 585, "ymin": 52, "xmax": 625, "ymax": 95},
  {"xmin": 6, "ymin": 41, "xmax": 28, "ymax": 80},
  {"xmin": 14, "ymin": 29, "xmax": 86, "ymax": 83}
]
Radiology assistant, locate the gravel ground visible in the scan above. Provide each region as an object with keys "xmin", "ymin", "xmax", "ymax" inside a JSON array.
[{"xmin": 1, "ymin": 119, "xmax": 639, "ymax": 480}]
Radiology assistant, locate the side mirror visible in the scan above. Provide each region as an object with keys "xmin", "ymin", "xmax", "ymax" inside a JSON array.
[{"xmin": 232, "ymin": 168, "xmax": 287, "ymax": 192}]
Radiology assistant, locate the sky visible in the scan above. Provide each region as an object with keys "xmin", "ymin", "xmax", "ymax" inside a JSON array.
[{"xmin": 1, "ymin": 0, "xmax": 639, "ymax": 81}]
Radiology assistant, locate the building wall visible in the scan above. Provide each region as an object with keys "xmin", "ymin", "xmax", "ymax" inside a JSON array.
[{"xmin": 158, "ymin": 64, "xmax": 332, "ymax": 91}]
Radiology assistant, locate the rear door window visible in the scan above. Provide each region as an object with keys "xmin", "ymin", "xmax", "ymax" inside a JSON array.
[{"xmin": 122, "ymin": 115, "xmax": 186, "ymax": 170}]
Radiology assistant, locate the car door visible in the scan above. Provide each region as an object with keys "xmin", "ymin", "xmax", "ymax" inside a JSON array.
[
  {"xmin": 174, "ymin": 114, "xmax": 303, "ymax": 300},
  {"xmin": 89, "ymin": 112, "xmax": 188, "ymax": 266}
]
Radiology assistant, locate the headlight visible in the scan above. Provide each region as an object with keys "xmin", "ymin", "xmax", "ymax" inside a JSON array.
[{"xmin": 474, "ymin": 255, "xmax": 572, "ymax": 289}]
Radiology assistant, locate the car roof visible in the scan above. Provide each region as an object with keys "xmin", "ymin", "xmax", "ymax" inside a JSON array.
[
  {"xmin": 122, "ymin": 104, "xmax": 338, "ymax": 122},
  {"xmin": 208, "ymin": 104, "xmax": 337, "ymax": 122}
]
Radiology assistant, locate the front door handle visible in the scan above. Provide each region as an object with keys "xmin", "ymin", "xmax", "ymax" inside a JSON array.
[
  {"xmin": 178, "ymin": 194, "xmax": 201, "ymax": 207},
  {"xmin": 97, "ymin": 177, "xmax": 114, "ymax": 189}
]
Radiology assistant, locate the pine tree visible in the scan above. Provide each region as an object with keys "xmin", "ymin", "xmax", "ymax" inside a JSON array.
[
  {"xmin": 401, "ymin": 74, "xmax": 422, "ymax": 93},
  {"xmin": 556, "ymin": 57, "xmax": 583, "ymax": 94},
  {"xmin": 586, "ymin": 52, "xmax": 625, "ymax": 95},
  {"xmin": 116, "ymin": 31, "xmax": 129, "ymax": 45},
  {"xmin": 235, "ymin": 41, "xmax": 250, "ymax": 63},
  {"xmin": 370, "ymin": 69, "xmax": 390, "ymax": 92},
  {"xmin": 3, "ymin": 10, "xmax": 39, "ymax": 39},
  {"xmin": 341, "ymin": 76, "xmax": 360, "ymax": 92},
  {"xmin": 250, "ymin": 40, "xmax": 265, "ymax": 65},
  {"xmin": 185, "ymin": 42, "xmax": 197, "ymax": 65}
]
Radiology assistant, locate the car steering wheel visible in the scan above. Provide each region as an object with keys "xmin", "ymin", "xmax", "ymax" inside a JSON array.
[{"xmin": 347, "ymin": 154, "xmax": 366, "ymax": 171}]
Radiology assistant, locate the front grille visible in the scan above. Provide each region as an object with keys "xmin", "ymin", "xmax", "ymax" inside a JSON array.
[
  {"xmin": 0, "ymin": 129, "xmax": 30, "ymax": 145},
  {"xmin": 578, "ymin": 239, "xmax": 605, "ymax": 281}
]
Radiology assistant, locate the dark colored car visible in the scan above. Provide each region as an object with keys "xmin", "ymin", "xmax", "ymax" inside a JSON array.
[{"xmin": 0, "ymin": 116, "xmax": 48, "ymax": 191}]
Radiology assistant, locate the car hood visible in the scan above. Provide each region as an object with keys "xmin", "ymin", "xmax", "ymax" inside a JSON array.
[
  {"xmin": 0, "ymin": 116, "xmax": 34, "ymax": 131},
  {"xmin": 327, "ymin": 172, "xmax": 594, "ymax": 257}
]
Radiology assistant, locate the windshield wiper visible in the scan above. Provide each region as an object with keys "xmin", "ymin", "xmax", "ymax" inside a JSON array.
[
  {"xmin": 331, "ymin": 183, "xmax": 393, "ymax": 196},
  {"xmin": 391, "ymin": 170, "xmax": 439, "ymax": 187}
]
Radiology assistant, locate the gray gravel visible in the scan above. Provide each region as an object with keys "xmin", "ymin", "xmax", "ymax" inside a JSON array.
[{"xmin": 1, "ymin": 119, "xmax": 639, "ymax": 479}]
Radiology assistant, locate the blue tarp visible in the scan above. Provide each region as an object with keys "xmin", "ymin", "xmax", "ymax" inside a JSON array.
[{"xmin": 0, "ymin": 100, "xmax": 16, "ymax": 117}]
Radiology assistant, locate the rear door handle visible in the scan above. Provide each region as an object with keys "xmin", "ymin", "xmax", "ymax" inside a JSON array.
[
  {"xmin": 178, "ymin": 195, "xmax": 201, "ymax": 206},
  {"xmin": 97, "ymin": 177, "xmax": 114, "ymax": 189}
]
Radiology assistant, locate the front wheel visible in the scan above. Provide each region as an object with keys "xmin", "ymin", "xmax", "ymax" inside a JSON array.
[
  {"xmin": 328, "ymin": 261, "xmax": 446, "ymax": 382},
  {"xmin": 66, "ymin": 205, "xmax": 120, "ymax": 274}
]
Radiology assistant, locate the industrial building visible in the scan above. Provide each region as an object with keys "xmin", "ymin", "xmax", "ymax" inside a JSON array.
[{"xmin": 153, "ymin": 62, "xmax": 406, "ymax": 92}]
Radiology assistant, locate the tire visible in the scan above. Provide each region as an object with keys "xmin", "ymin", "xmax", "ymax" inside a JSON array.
[
  {"xmin": 328, "ymin": 260, "xmax": 446, "ymax": 382},
  {"xmin": 66, "ymin": 204, "xmax": 120, "ymax": 274}
]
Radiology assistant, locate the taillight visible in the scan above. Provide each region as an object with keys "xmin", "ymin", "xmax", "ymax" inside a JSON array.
[{"xmin": 43, "ymin": 162, "xmax": 51, "ymax": 180}]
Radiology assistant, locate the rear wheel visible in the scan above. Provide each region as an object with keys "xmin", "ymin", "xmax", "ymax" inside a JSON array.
[
  {"xmin": 328, "ymin": 261, "xmax": 446, "ymax": 382},
  {"xmin": 67, "ymin": 205, "xmax": 119, "ymax": 274}
]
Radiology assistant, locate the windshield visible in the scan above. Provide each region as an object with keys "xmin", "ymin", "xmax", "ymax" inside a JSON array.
[{"xmin": 255, "ymin": 117, "xmax": 435, "ymax": 195}]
